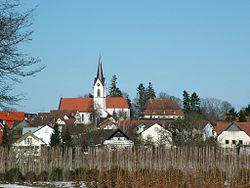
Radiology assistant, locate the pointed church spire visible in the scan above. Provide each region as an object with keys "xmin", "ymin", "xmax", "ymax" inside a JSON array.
[{"xmin": 94, "ymin": 54, "xmax": 105, "ymax": 85}]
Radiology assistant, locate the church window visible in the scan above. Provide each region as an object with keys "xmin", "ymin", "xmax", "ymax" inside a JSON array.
[{"xmin": 97, "ymin": 89, "xmax": 100, "ymax": 97}]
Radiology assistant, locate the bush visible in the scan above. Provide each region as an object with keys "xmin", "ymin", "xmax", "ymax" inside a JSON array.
[
  {"xmin": 50, "ymin": 168, "xmax": 63, "ymax": 181},
  {"xmin": 37, "ymin": 171, "xmax": 49, "ymax": 182},
  {"xmin": 5, "ymin": 168, "xmax": 24, "ymax": 182},
  {"xmin": 25, "ymin": 171, "xmax": 36, "ymax": 183},
  {"xmin": 0, "ymin": 172, "xmax": 6, "ymax": 182}
]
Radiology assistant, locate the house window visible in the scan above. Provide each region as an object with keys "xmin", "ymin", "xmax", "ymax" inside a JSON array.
[
  {"xmin": 232, "ymin": 140, "xmax": 236, "ymax": 145},
  {"xmin": 154, "ymin": 127, "xmax": 159, "ymax": 132},
  {"xmin": 81, "ymin": 114, "xmax": 84, "ymax": 122},
  {"xmin": 239, "ymin": 140, "xmax": 243, "ymax": 145},
  {"xmin": 225, "ymin": 140, "xmax": 229, "ymax": 144},
  {"xmin": 25, "ymin": 138, "xmax": 32, "ymax": 145},
  {"xmin": 97, "ymin": 89, "xmax": 100, "ymax": 97}
]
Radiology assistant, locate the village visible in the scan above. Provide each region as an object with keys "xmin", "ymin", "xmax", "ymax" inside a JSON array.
[
  {"xmin": 1, "ymin": 1, "xmax": 250, "ymax": 186},
  {"xmin": 0, "ymin": 59, "xmax": 250, "ymax": 155}
]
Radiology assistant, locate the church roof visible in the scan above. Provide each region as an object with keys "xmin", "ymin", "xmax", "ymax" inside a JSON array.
[
  {"xmin": 106, "ymin": 97, "xmax": 129, "ymax": 108},
  {"xmin": 58, "ymin": 97, "xmax": 129, "ymax": 112},
  {"xmin": 59, "ymin": 98, "xmax": 94, "ymax": 112},
  {"xmin": 94, "ymin": 56, "xmax": 105, "ymax": 85}
]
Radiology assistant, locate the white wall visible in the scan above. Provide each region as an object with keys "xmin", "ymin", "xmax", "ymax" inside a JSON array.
[
  {"xmin": 143, "ymin": 115, "xmax": 182, "ymax": 120},
  {"xmin": 217, "ymin": 131, "xmax": 250, "ymax": 148},
  {"xmin": 141, "ymin": 124, "xmax": 172, "ymax": 147},
  {"xmin": 79, "ymin": 112, "xmax": 92, "ymax": 124},
  {"xmin": 34, "ymin": 125, "xmax": 54, "ymax": 146},
  {"xmin": 14, "ymin": 135, "xmax": 44, "ymax": 147}
]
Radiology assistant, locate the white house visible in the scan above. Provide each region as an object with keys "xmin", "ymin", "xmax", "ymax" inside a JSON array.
[
  {"xmin": 103, "ymin": 129, "xmax": 134, "ymax": 148},
  {"xmin": 33, "ymin": 125, "xmax": 54, "ymax": 146},
  {"xmin": 202, "ymin": 121, "xmax": 216, "ymax": 140},
  {"xmin": 215, "ymin": 122, "xmax": 250, "ymax": 148},
  {"xmin": 58, "ymin": 56, "xmax": 130, "ymax": 124},
  {"xmin": 140, "ymin": 123, "xmax": 172, "ymax": 147},
  {"xmin": 13, "ymin": 131, "xmax": 46, "ymax": 156}
]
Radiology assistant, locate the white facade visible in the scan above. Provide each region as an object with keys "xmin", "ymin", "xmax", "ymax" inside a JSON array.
[
  {"xmin": 33, "ymin": 125, "xmax": 54, "ymax": 146},
  {"xmin": 79, "ymin": 112, "xmax": 93, "ymax": 124},
  {"xmin": 217, "ymin": 130, "xmax": 250, "ymax": 148},
  {"xmin": 203, "ymin": 122, "xmax": 216, "ymax": 140},
  {"xmin": 143, "ymin": 115, "xmax": 182, "ymax": 120},
  {"xmin": 13, "ymin": 132, "xmax": 46, "ymax": 156},
  {"xmin": 140, "ymin": 123, "xmax": 172, "ymax": 147}
]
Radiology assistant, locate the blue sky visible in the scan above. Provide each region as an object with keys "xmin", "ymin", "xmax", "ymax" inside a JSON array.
[{"xmin": 15, "ymin": 0, "xmax": 250, "ymax": 113}]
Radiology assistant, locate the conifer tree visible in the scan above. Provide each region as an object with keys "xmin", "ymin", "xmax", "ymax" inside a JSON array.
[
  {"xmin": 183, "ymin": 90, "xmax": 191, "ymax": 113},
  {"xmin": 50, "ymin": 124, "xmax": 61, "ymax": 147},
  {"xmin": 238, "ymin": 110, "xmax": 246, "ymax": 122},
  {"xmin": 190, "ymin": 92, "xmax": 201, "ymax": 113},
  {"xmin": 136, "ymin": 83, "xmax": 146, "ymax": 112},
  {"xmin": 145, "ymin": 82, "xmax": 156, "ymax": 101},
  {"xmin": 2, "ymin": 125, "xmax": 10, "ymax": 147},
  {"xmin": 62, "ymin": 126, "xmax": 73, "ymax": 147},
  {"xmin": 108, "ymin": 75, "xmax": 122, "ymax": 97}
]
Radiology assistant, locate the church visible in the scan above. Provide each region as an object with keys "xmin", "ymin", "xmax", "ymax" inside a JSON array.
[{"xmin": 58, "ymin": 57, "xmax": 130, "ymax": 125}]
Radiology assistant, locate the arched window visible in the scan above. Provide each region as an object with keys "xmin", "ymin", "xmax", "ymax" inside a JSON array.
[{"xmin": 97, "ymin": 89, "xmax": 100, "ymax": 97}]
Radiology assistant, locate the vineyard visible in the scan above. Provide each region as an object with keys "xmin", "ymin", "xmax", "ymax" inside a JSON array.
[{"xmin": 0, "ymin": 146, "xmax": 250, "ymax": 187}]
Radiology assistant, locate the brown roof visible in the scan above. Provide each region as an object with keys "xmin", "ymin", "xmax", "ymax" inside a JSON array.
[
  {"xmin": 142, "ymin": 99, "xmax": 184, "ymax": 116},
  {"xmin": 58, "ymin": 97, "xmax": 129, "ymax": 112},
  {"xmin": 214, "ymin": 122, "xmax": 250, "ymax": 136}
]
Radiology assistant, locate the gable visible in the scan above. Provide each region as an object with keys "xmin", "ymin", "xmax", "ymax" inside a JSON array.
[
  {"xmin": 226, "ymin": 123, "xmax": 242, "ymax": 132},
  {"xmin": 106, "ymin": 129, "xmax": 130, "ymax": 140}
]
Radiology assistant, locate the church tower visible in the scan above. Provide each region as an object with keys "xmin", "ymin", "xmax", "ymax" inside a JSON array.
[{"xmin": 93, "ymin": 55, "xmax": 106, "ymax": 117}]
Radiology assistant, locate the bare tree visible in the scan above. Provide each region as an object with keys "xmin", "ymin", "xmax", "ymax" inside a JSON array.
[
  {"xmin": 200, "ymin": 98, "xmax": 232, "ymax": 121},
  {"xmin": 0, "ymin": 1, "xmax": 45, "ymax": 109}
]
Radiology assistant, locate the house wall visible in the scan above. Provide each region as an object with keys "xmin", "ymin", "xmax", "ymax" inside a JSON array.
[
  {"xmin": 14, "ymin": 135, "xmax": 43, "ymax": 147},
  {"xmin": 143, "ymin": 114, "xmax": 182, "ymax": 120},
  {"xmin": 34, "ymin": 126, "xmax": 54, "ymax": 146},
  {"xmin": 217, "ymin": 131, "xmax": 250, "ymax": 148},
  {"xmin": 79, "ymin": 112, "xmax": 92, "ymax": 124},
  {"xmin": 203, "ymin": 123, "xmax": 216, "ymax": 140},
  {"xmin": 141, "ymin": 124, "xmax": 172, "ymax": 147}
]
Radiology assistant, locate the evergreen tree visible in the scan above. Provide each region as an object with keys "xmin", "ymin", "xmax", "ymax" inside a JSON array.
[
  {"xmin": 190, "ymin": 92, "xmax": 201, "ymax": 113},
  {"xmin": 50, "ymin": 124, "xmax": 61, "ymax": 147},
  {"xmin": 108, "ymin": 75, "xmax": 122, "ymax": 97},
  {"xmin": 145, "ymin": 82, "xmax": 156, "ymax": 101},
  {"xmin": 245, "ymin": 103, "xmax": 250, "ymax": 116},
  {"xmin": 136, "ymin": 83, "xmax": 146, "ymax": 112},
  {"xmin": 2, "ymin": 125, "xmax": 10, "ymax": 147},
  {"xmin": 183, "ymin": 90, "xmax": 191, "ymax": 113},
  {"xmin": 225, "ymin": 108, "xmax": 238, "ymax": 122},
  {"xmin": 62, "ymin": 126, "xmax": 73, "ymax": 147},
  {"xmin": 238, "ymin": 110, "xmax": 247, "ymax": 122}
]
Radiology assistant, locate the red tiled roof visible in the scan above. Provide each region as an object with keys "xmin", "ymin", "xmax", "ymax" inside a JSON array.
[
  {"xmin": 214, "ymin": 122, "xmax": 250, "ymax": 136},
  {"xmin": 237, "ymin": 122, "xmax": 250, "ymax": 137},
  {"xmin": 214, "ymin": 122, "xmax": 230, "ymax": 135},
  {"xmin": 142, "ymin": 99, "xmax": 184, "ymax": 116},
  {"xmin": 0, "ymin": 112, "xmax": 25, "ymax": 126},
  {"xmin": 59, "ymin": 98, "xmax": 94, "ymax": 112},
  {"xmin": 59, "ymin": 97, "xmax": 129, "ymax": 112},
  {"xmin": 106, "ymin": 97, "xmax": 129, "ymax": 108}
]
